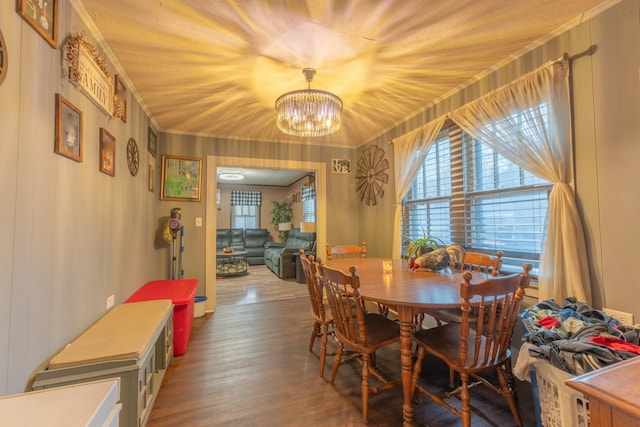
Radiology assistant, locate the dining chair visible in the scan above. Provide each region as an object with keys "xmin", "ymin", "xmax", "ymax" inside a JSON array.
[
  {"xmin": 319, "ymin": 263, "xmax": 401, "ymax": 424},
  {"xmin": 325, "ymin": 242, "xmax": 391, "ymax": 316},
  {"xmin": 462, "ymin": 250, "xmax": 503, "ymax": 276},
  {"xmin": 428, "ymin": 250, "xmax": 504, "ymax": 326},
  {"xmin": 325, "ymin": 242, "xmax": 366, "ymax": 261},
  {"xmin": 298, "ymin": 249, "xmax": 333, "ymax": 378},
  {"xmin": 410, "ymin": 263, "xmax": 532, "ymax": 427}
]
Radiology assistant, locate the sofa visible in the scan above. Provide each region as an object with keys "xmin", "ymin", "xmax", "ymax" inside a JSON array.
[
  {"xmin": 216, "ymin": 228, "xmax": 271, "ymax": 265},
  {"xmin": 264, "ymin": 228, "xmax": 316, "ymax": 279}
]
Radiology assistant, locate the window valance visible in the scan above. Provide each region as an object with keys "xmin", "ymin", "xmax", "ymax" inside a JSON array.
[
  {"xmin": 230, "ymin": 190, "xmax": 262, "ymax": 206},
  {"xmin": 301, "ymin": 185, "xmax": 316, "ymax": 201}
]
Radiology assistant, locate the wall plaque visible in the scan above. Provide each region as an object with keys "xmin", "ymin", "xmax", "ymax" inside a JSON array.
[{"xmin": 64, "ymin": 33, "xmax": 114, "ymax": 116}]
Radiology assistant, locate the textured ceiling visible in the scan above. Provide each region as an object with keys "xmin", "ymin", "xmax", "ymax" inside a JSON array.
[{"xmin": 76, "ymin": 0, "xmax": 615, "ymax": 148}]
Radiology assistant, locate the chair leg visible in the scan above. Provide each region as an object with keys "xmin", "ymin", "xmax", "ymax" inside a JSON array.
[
  {"xmin": 319, "ymin": 323, "xmax": 329, "ymax": 377},
  {"xmin": 309, "ymin": 321, "xmax": 320, "ymax": 352},
  {"xmin": 459, "ymin": 373, "xmax": 472, "ymax": 427},
  {"xmin": 410, "ymin": 346, "xmax": 425, "ymax": 402},
  {"xmin": 330, "ymin": 343, "xmax": 344, "ymax": 385},
  {"xmin": 449, "ymin": 369, "xmax": 456, "ymax": 388},
  {"xmin": 496, "ymin": 365, "xmax": 523, "ymax": 427},
  {"xmin": 361, "ymin": 353, "xmax": 371, "ymax": 424}
]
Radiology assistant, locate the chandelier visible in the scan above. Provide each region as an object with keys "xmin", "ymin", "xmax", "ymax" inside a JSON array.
[{"xmin": 275, "ymin": 68, "xmax": 343, "ymax": 137}]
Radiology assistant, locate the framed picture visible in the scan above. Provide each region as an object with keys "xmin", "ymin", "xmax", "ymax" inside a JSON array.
[
  {"xmin": 54, "ymin": 94, "xmax": 82, "ymax": 162},
  {"xmin": 148, "ymin": 127, "xmax": 157, "ymax": 158},
  {"xmin": 113, "ymin": 75, "xmax": 127, "ymax": 122},
  {"xmin": 332, "ymin": 158, "xmax": 351, "ymax": 174},
  {"xmin": 17, "ymin": 0, "xmax": 58, "ymax": 49},
  {"xmin": 160, "ymin": 155, "xmax": 202, "ymax": 201},
  {"xmin": 99, "ymin": 128, "xmax": 116, "ymax": 176},
  {"xmin": 148, "ymin": 164, "xmax": 154, "ymax": 192}
]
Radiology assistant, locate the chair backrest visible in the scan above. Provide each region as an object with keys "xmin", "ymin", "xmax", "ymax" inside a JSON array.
[
  {"xmin": 325, "ymin": 242, "xmax": 367, "ymax": 261},
  {"xmin": 299, "ymin": 249, "xmax": 327, "ymax": 322},
  {"xmin": 462, "ymin": 251, "xmax": 503, "ymax": 276},
  {"xmin": 318, "ymin": 264, "xmax": 368, "ymax": 351},
  {"xmin": 458, "ymin": 263, "xmax": 532, "ymax": 368}
]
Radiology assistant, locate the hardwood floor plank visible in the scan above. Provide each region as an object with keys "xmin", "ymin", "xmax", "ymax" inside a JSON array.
[{"xmin": 147, "ymin": 265, "xmax": 536, "ymax": 426}]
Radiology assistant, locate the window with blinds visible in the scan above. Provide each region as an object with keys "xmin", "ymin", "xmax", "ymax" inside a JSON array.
[
  {"xmin": 301, "ymin": 185, "xmax": 316, "ymax": 223},
  {"xmin": 230, "ymin": 190, "xmax": 261, "ymax": 229},
  {"xmin": 231, "ymin": 205, "xmax": 259, "ymax": 229},
  {"xmin": 403, "ymin": 124, "xmax": 552, "ymax": 272}
]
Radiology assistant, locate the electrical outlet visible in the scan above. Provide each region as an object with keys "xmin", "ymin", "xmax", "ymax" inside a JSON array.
[
  {"xmin": 107, "ymin": 294, "xmax": 115, "ymax": 310},
  {"xmin": 603, "ymin": 307, "xmax": 635, "ymax": 326},
  {"xmin": 195, "ymin": 217, "xmax": 202, "ymax": 227}
]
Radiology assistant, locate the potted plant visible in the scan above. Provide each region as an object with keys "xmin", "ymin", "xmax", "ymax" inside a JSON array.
[
  {"xmin": 271, "ymin": 199, "xmax": 293, "ymax": 242},
  {"xmin": 406, "ymin": 235, "xmax": 445, "ymax": 259}
]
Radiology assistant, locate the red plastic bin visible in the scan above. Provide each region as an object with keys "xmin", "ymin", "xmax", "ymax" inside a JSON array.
[{"xmin": 126, "ymin": 279, "xmax": 198, "ymax": 356}]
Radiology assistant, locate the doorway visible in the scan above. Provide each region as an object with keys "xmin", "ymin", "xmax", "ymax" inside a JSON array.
[{"xmin": 205, "ymin": 155, "xmax": 327, "ymax": 313}]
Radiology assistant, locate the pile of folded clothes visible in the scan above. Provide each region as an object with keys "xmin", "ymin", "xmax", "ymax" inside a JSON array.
[{"xmin": 515, "ymin": 297, "xmax": 640, "ymax": 379}]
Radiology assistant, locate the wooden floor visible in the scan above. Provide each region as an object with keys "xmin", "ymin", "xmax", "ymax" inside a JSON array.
[{"xmin": 147, "ymin": 265, "xmax": 537, "ymax": 427}]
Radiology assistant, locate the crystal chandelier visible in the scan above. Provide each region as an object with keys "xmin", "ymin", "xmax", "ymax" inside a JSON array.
[{"xmin": 275, "ymin": 68, "xmax": 343, "ymax": 137}]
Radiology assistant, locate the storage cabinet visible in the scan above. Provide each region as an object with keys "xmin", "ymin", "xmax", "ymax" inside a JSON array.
[
  {"xmin": 566, "ymin": 356, "xmax": 640, "ymax": 427},
  {"xmin": 32, "ymin": 300, "xmax": 174, "ymax": 427},
  {"xmin": 0, "ymin": 378, "xmax": 121, "ymax": 426}
]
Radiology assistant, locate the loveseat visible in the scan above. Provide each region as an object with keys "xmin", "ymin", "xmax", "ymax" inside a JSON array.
[
  {"xmin": 264, "ymin": 228, "xmax": 316, "ymax": 279},
  {"xmin": 216, "ymin": 228, "xmax": 271, "ymax": 265}
]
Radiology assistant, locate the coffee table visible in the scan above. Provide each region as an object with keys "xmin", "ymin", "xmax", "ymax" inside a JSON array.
[{"xmin": 216, "ymin": 251, "xmax": 248, "ymax": 277}]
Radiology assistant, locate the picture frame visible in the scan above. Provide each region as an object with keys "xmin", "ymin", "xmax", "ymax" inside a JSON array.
[
  {"xmin": 54, "ymin": 94, "xmax": 82, "ymax": 162},
  {"xmin": 148, "ymin": 127, "xmax": 157, "ymax": 158},
  {"xmin": 160, "ymin": 155, "xmax": 202, "ymax": 202},
  {"xmin": 332, "ymin": 158, "xmax": 351, "ymax": 174},
  {"xmin": 17, "ymin": 0, "xmax": 58, "ymax": 49},
  {"xmin": 148, "ymin": 164, "xmax": 154, "ymax": 192},
  {"xmin": 113, "ymin": 74, "xmax": 127, "ymax": 123},
  {"xmin": 99, "ymin": 128, "xmax": 116, "ymax": 176}
]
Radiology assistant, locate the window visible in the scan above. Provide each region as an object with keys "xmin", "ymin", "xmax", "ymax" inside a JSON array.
[
  {"xmin": 230, "ymin": 190, "xmax": 261, "ymax": 229},
  {"xmin": 301, "ymin": 185, "xmax": 316, "ymax": 223},
  {"xmin": 403, "ymin": 124, "xmax": 552, "ymax": 272},
  {"xmin": 231, "ymin": 205, "xmax": 259, "ymax": 229}
]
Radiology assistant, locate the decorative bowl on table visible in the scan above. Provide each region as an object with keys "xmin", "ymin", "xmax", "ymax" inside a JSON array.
[{"xmin": 223, "ymin": 247, "xmax": 234, "ymax": 253}]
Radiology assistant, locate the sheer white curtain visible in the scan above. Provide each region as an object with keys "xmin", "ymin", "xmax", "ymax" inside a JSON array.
[
  {"xmin": 449, "ymin": 59, "xmax": 591, "ymax": 304},
  {"xmin": 391, "ymin": 116, "xmax": 447, "ymax": 258}
]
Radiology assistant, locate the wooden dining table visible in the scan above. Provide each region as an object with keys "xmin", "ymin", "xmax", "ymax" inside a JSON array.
[{"xmin": 325, "ymin": 257, "xmax": 485, "ymax": 426}]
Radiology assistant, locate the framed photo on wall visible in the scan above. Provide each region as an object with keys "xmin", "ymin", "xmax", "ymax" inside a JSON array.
[
  {"xmin": 148, "ymin": 127, "xmax": 157, "ymax": 158},
  {"xmin": 54, "ymin": 94, "xmax": 82, "ymax": 162},
  {"xmin": 113, "ymin": 74, "xmax": 127, "ymax": 123},
  {"xmin": 148, "ymin": 164, "xmax": 154, "ymax": 192},
  {"xmin": 160, "ymin": 155, "xmax": 202, "ymax": 201},
  {"xmin": 99, "ymin": 128, "xmax": 116, "ymax": 176},
  {"xmin": 17, "ymin": 0, "xmax": 58, "ymax": 48}
]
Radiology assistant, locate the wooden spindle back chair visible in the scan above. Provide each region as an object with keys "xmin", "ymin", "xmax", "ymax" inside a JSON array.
[
  {"xmin": 319, "ymin": 263, "xmax": 401, "ymax": 424},
  {"xmin": 299, "ymin": 249, "xmax": 333, "ymax": 378},
  {"xmin": 325, "ymin": 242, "xmax": 366, "ymax": 261},
  {"xmin": 411, "ymin": 263, "xmax": 532, "ymax": 427}
]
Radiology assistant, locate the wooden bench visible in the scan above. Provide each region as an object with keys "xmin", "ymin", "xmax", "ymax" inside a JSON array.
[{"xmin": 33, "ymin": 299, "xmax": 174, "ymax": 427}]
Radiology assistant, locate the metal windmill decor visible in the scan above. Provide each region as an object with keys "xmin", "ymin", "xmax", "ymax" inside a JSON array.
[{"xmin": 356, "ymin": 145, "xmax": 389, "ymax": 206}]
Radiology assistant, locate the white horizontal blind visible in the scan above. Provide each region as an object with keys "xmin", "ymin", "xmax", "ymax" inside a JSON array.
[
  {"xmin": 302, "ymin": 185, "xmax": 316, "ymax": 223},
  {"xmin": 403, "ymin": 122, "xmax": 552, "ymax": 271},
  {"xmin": 231, "ymin": 205, "xmax": 260, "ymax": 229}
]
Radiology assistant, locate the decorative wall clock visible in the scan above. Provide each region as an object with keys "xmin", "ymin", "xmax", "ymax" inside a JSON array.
[
  {"xmin": 356, "ymin": 144, "xmax": 389, "ymax": 206},
  {"xmin": 0, "ymin": 29, "xmax": 7, "ymax": 86},
  {"xmin": 126, "ymin": 138, "xmax": 139, "ymax": 176}
]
